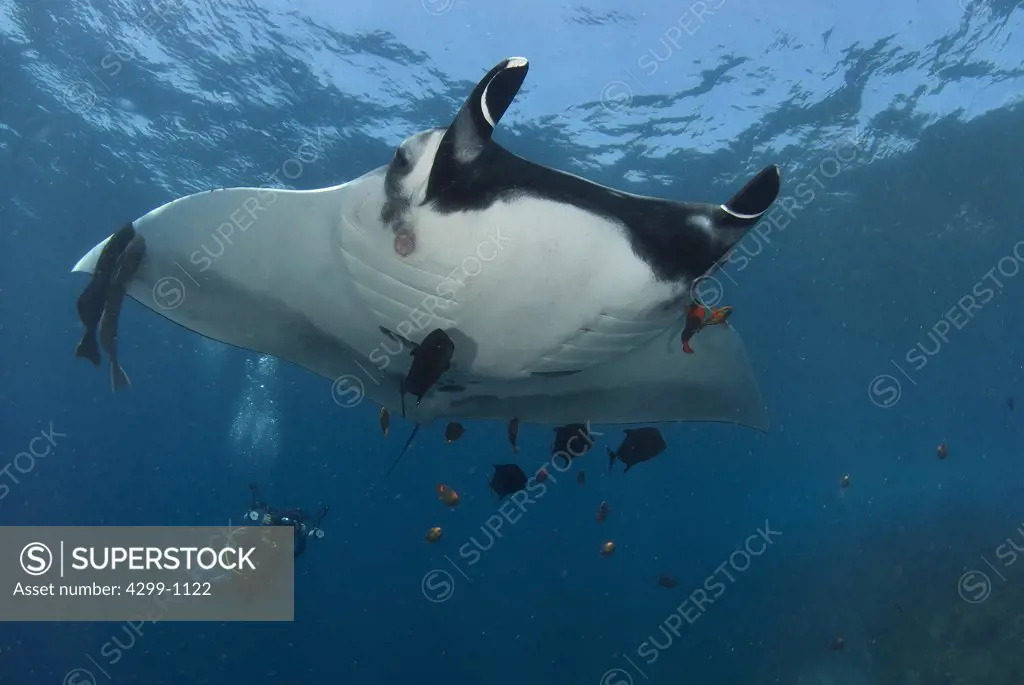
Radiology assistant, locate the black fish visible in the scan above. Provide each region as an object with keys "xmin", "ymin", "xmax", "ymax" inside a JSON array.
[
  {"xmin": 489, "ymin": 463, "xmax": 528, "ymax": 499},
  {"xmin": 551, "ymin": 422, "xmax": 594, "ymax": 467},
  {"xmin": 75, "ymin": 223, "xmax": 136, "ymax": 365},
  {"xmin": 608, "ymin": 427, "xmax": 667, "ymax": 473},
  {"xmin": 400, "ymin": 328, "xmax": 454, "ymax": 418},
  {"xmin": 445, "ymin": 422, "xmax": 465, "ymax": 443},
  {"xmin": 99, "ymin": 234, "xmax": 145, "ymax": 391}
]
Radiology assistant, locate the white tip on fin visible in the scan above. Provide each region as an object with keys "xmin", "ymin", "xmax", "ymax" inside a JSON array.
[
  {"xmin": 111, "ymin": 364, "xmax": 130, "ymax": 391},
  {"xmin": 72, "ymin": 234, "xmax": 114, "ymax": 274},
  {"xmin": 719, "ymin": 203, "xmax": 764, "ymax": 220}
]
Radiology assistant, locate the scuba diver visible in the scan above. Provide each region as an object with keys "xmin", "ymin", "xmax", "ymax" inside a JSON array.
[{"xmin": 244, "ymin": 483, "xmax": 330, "ymax": 559}]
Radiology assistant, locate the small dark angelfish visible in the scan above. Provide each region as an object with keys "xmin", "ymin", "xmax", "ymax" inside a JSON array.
[
  {"xmin": 400, "ymin": 328, "xmax": 454, "ymax": 418},
  {"xmin": 608, "ymin": 427, "xmax": 667, "ymax": 473},
  {"xmin": 379, "ymin": 407, "xmax": 390, "ymax": 437},
  {"xmin": 445, "ymin": 422, "xmax": 465, "ymax": 443},
  {"xmin": 507, "ymin": 417, "xmax": 520, "ymax": 453},
  {"xmin": 489, "ymin": 463, "xmax": 528, "ymax": 499},
  {"xmin": 75, "ymin": 222, "xmax": 137, "ymax": 366},
  {"xmin": 657, "ymin": 574, "xmax": 678, "ymax": 589},
  {"xmin": 551, "ymin": 421, "xmax": 594, "ymax": 467},
  {"xmin": 98, "ymin": 234, "xmax": 145, "ymax": 391}
]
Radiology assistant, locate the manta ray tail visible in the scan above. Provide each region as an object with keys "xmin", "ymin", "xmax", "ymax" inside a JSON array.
[
  {"xmin": 75, "ymin": 331, "xmax": 101, "ymax": 366},
  {"xmin": 385, "ymin": 424, "xmax": 421, "ymax": 477}
]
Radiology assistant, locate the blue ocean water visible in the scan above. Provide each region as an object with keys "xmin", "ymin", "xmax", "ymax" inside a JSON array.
[{"xmin": 2, "ymin": 0, "xmax": 1023, "ymax": 683}]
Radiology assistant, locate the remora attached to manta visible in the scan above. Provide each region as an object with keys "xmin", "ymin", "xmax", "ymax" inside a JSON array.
[{"xmin": 71, "ymin": 56, "xmax": 781, "ymax": 429}]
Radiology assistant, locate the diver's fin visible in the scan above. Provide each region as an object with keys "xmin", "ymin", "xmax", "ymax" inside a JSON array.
[
  {"xmin": 75, "ymin": 330, "xmax": 101, "ymax": 366},
  {"xmin": 607, "ymin": 447, "xmax": 617, "ymax": 471},
  {"xmin": 110, "ymin": 363, "xmax": 130, "ymax": 391},
  {"xmin": 385, "ymin": 424, "xmax": 421, "ymax": 477}
]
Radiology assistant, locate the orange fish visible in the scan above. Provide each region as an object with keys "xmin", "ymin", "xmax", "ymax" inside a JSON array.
[
  {"xmin": 425, "ymin": 527, "xmax": 442, "ymax": 543},
  {"xmin": 600, "ymin": 541, "xmax": 615, "ymax": 557},
  {"xmin": 596, "ymin": 501, "xmax": 610, "ymax": 523},
  {"xmin": 379, "ymin": 407, "xmax": 390, "ymax": 437},
  {"xmin": 535, "ymin": 468, "xmax": 549, "ymax": 484},
  {"xmin": 680, "ymin": 304, "xmax": 733, "ymax": 354},
  {"xmin": 437, "ymin": 484, "xmax": 460, "ymax": 507},
  {"xmin": 707, "ymin": 306, "xmax": 733, "ymax": 326},
  {"xmin": 936, "ymin": 442, "xmax": 948, "ymax": 460}
]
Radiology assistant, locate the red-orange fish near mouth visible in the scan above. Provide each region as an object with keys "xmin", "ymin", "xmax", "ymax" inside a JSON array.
[
  {"xmin": 680, "ymin": 304, "xmax": 733, "ymax": 354},
  {"xmin": 436, "ymin": 484, "xmax": 460, "ymax": 507}
]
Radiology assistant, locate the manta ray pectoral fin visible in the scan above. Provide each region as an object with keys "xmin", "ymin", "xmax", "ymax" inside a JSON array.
[
  {"xmin": 712, "ymin": 164, "xmax": 782, "ymax": 248},
  {"xmin": 428, "ymin": 57, "xmax": 529, "ymax": 196},
  {"xmin": 472, "ymin": 57, "xmax": 529, "ymax": 131},
  {"xmin": 627, "ymin": 166, "xmax": 781, "ymax": 282},
  {"xmin": 444, "ymin": 322, "xmax": 768, "ymax": 430}
]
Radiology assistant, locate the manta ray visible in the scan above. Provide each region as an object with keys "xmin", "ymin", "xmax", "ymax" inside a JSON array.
[{"xmin": 71, "ymin": 56, "xmax": 781, "ymax": 430}]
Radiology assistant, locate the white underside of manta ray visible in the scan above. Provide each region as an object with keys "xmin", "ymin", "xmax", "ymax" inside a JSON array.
[{"xmin": 72, "ymin": 56, "xmax": 782, "ymax": 430}]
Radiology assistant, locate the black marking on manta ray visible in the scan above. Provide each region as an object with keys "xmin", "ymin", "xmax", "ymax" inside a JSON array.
[
  {"xmin": 423, "ymin": 146, "xmax": 780, "ymax": 282},
  {"xmin": 383, "ymin": 57, "xmax": 781, "ymax": 283},
  {"xmin": 530, "ymin": 370, "xmax": 581, "ymax": 377},
  {"xmin": 437, "ymin": 384, "xmax": 466, "ymax": 393}
]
